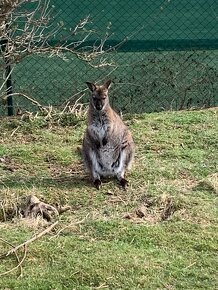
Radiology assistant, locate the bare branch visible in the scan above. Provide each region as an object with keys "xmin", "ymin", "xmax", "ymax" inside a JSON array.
[
  {"xmin": 6, "ymin": 221, "xmax": 59, "ymax": 256},
  {"xmin": 0, "ymin": 242, "xmax": 27, "ymax": 277},
  {"xmin": 0, "ymin": 221, "xmax": 58, "ymax": 277},
  {"xmin": 0, "ymin": 0, "xmax": 114, "ymax": 66},
  {"xmin": 1, "ymin": 92, "xmax": 47, "ymax": 112},
  {"xmin": 0, "ymin": 237, "xmax": 24, "ymax": 277}
]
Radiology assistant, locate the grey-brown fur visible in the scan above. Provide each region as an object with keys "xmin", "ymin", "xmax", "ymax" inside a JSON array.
[{"xmin": 82, "ymin": 80, "xmax": 135, "ymax": 189}]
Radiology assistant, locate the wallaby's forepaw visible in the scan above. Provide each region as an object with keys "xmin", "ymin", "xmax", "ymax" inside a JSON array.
[
  {"xmin": 120, "ymin": 178, "xmax": 128, "ymax": 190},
  {"xmin": 94, "ymin": 179, "xmax": 101, "ymax": 190}
]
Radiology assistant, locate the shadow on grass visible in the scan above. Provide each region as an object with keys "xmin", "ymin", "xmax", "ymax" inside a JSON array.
[
  {"xmin": 0, "ymin": 173, "xmax": 91, "ymax": 189},
  {"xmin": 192, "ymin": 181, "xmax": 218, "ymax": 195}
]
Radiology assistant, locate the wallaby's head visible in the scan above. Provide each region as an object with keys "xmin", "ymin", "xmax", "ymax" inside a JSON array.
[{"xmin": 86, "ymin": 80, "xmax": 112, "ymax": 111}]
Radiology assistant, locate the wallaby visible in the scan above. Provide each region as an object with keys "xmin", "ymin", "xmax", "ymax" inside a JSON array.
[{"xmin": 82, "ymin": 80, "xmax": 135, "ymax": 189}]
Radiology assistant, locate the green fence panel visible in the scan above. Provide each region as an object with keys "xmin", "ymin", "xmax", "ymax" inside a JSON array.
[{"xmin": 0, "ymin": 0, "xmax": 218, "ymax": 115}]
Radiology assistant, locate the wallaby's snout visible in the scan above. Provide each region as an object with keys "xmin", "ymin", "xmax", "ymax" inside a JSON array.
[
  {"xmin": 93, "ymin": 95, "xmax": 105, "ymax": 111},
  {"xmin": 95, "ymin": 101, "xmax": 103, "ymax": 111}
]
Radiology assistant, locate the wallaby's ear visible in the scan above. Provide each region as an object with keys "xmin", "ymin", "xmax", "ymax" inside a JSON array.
[
  {"xmin": 104, "ymin": 80, "xmax": 112, "ymax": 90},
  {"xmin": 86, "ymin": 82, "xmax": 96, "ymax": 92}
]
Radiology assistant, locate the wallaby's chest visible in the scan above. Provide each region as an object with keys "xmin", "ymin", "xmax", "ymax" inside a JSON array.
[{"xmin": 89, "ymin": 116, "xmax": 109, "ymax": 140}]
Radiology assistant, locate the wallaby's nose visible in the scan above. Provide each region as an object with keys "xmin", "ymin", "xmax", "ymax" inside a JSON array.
[{"xmin": 96, "ymin": 103, "xmax": 102, "ymax": 111}]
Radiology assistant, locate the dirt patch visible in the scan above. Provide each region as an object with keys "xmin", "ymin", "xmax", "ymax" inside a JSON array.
[
  {"xmin": 46, "ymin": 158, "xmax": 85, "ymax": 178},
  {"xmin": 0, "ymin": 155, "xmax": 21, "ymax": 172},
  {"xmin": 192, "ymin": 174, "xmax": 218, "ymax": 195},
  {"xmin": 124, "ymin": 194, "xmax": 181, "ymax": 224}
]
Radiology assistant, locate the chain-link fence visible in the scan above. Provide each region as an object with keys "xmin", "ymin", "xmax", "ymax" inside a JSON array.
[{"xmin": 1, "ymin": 0, "xmax": 218, "ymax": 115}]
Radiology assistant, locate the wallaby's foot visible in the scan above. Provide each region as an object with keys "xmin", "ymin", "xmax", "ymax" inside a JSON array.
[
  {"xmin": 94, "ymin": 179, "xmax": 101, "ymax": 190},
  {"xmin": 119, "ymin": 178, "xmax": 128, "ymax": 189}
]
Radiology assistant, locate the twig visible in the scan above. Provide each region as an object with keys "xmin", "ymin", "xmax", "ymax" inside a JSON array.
[
  {"xmin": 184, "ymin": 261, "xmax": 197, "ymax": 269},
  {"xmin": 0, "ymin": 244, "xmax": 27, "ymax": 277},
  {"xmin": 4, "ymin": 92, "xmax": 46, "ymax": 112},
  {"xmin": 0, "ymin": 66, "xmax": 15, "ymax": 93},
  {"xmin": 6, "ymin": 220, "xmax": 58, "ymax": 256},
  {"xmin": 50, "ymin": 215, "xmax": 89, "ymax": 239},
  {"xmin": 109, "ymin": 195, "xmax": 128, "ymax": 205},
  {"xmin": 0, "ymin": 238, "xmax": 26, "ymax": 277},
  {"xmin": 0, "ymin": 202, "xmax": 6, "ymax": 222},
  {"xmin": 95, "ymin": 283, "xmax": 108, "ymax": 289},
  {"xmin": 10, "ymin": 125, "xmax": 20, "ymax": 137}
]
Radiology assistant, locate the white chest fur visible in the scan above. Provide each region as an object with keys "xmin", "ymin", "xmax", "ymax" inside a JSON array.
[
  {"xmin": 89, "ymin": 118, "xmax": 109, "ymax": 140},
  {"xmin": 89, "ymin": 124, "xmax": 107, "ymax": 140}
]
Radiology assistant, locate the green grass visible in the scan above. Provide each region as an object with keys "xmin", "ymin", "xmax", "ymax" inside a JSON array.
[{"xmin": 0, "ymin": 109, "xmax": 218, "ymax": 289}]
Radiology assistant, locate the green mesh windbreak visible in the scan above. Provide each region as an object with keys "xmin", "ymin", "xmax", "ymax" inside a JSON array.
[{"xmin": 1, "ymin": 0, "xmax": 218, "ymax": 114}]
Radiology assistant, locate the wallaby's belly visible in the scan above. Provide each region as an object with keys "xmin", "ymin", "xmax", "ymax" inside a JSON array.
[
  {"xmin": 97, "ymin": 143, "xmax": 120, "ymax": 176},
  {"xmin": 86, "ymin": 123, "xmax": 130, "ymax": 177},
  {"xmin": 89, "ymin": 124, "xmax": 119, "ymax": 175}
]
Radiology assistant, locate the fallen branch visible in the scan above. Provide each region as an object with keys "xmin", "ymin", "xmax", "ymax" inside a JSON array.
[
  {"xmin": 0, "ymin": 221, "xmax": 58, "ymax": 277},
  {"xmin": 6, "ymin": 221, "xmax": 58, "ymax": 256},
  {"xmin": 0, "ymin": 237, "xmax": 24, "ymax": 277},
  {"xmin": 50, "ymin": 214, "xmax": 89, "ymax": 239},
  {"xmin": 0, "ymin": 243, "xmax": 27, "ymax": 277}
]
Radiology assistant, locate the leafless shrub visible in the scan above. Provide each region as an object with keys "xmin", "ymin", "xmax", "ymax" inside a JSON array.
[
  {"xmin": 0, "ymin": 0, "xmax": 114, "ymax": 65},
  {"xmin": 0, "ymin": 0, "xmax": 117, "ymax": 113}
]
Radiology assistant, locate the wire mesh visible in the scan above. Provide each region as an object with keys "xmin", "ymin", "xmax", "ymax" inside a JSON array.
[{"xmin": 0, "ymin": 0, "xmax": 218, "ymax": 115}]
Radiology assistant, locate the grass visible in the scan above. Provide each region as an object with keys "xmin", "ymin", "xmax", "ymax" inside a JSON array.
[{"xmin": 0, "ymin": 108, "xmax": 218, "ymax": 289}]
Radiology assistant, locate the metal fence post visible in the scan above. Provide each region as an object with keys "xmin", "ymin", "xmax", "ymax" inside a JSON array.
[
  {"xmin": 1, "ymin": 23, "xmax": 14, "ymax": 116},
  {"xmin": 5, "ymin": 57, "xmax": 13, "ymax": 116},
  {"xmin": 5, "ymin": 22, "xmax": 14, "ymax": 116}
]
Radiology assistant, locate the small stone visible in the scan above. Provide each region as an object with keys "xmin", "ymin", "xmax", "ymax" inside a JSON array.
[{"xmin": 135, "ymin": 206, "xmax": 147, "ymax": 218}]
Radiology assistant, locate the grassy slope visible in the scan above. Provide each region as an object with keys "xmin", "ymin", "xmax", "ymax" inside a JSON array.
[{"xmin": 0, "ymin": 109, "xmax": 217, "ymax": 290}]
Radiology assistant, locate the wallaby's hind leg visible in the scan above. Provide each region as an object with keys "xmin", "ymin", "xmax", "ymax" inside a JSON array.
[
  {"xmin": 93, "ymin": 179, "xmax": 101, "ymax": 190},
  {"xmin": 115, "ymin": 146, "xmax": 134, "ymax": 189},
  {"xmin": 119, "ymin": 177, "xmax": 128, "ymax": 189},
  {"xmin": 89, "ymin": 150, "xmax": 102, "ymax": 189},
  {"xmin": 114, "ymin": 151, "xmax": 129, "ymax": 189},
  {"xmin": 117, "ymin": 171, "xmax": 128, "ymax": 190},
  {"xmin": 83, "ymin": 148, "xmax": 102, "ymax": 189}
]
